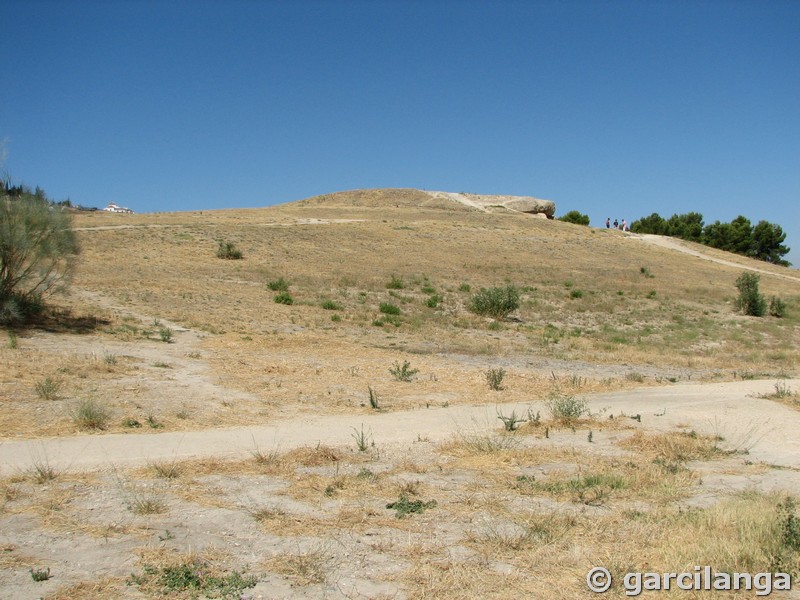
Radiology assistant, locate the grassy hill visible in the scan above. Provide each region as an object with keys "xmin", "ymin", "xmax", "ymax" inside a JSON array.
[{"xmin": 2, "ymin": 188, "xmax": 800, "ymax": 599}]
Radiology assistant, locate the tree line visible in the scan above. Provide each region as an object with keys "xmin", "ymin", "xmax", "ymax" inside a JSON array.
[{"xmin": 631, "ymin": 212, "xmax": 791, "ymax": 266}]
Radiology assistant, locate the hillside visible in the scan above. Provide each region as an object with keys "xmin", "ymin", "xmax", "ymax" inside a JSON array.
[{"xmin": 2, "ymin": 188, "xmax": 800, "ymax": 599}]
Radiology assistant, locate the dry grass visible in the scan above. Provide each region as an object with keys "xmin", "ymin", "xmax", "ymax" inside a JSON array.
[
  {"xmin": 267, "ymin": 542, "xmax": 339, "ymax": 586},
  {"xmin": 45, "ymin": 577, "xmax": 127, "ymax": 600}
]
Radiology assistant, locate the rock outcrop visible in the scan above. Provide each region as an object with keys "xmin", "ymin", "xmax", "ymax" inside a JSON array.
[{"xmin": 428, "ymin": 191, "xmax": 555, "ymax": 218}]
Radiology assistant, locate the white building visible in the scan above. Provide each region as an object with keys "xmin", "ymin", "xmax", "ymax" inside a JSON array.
[{"xmin": 103, "ymin": 202, "xmax": 133, "ymax": 214}]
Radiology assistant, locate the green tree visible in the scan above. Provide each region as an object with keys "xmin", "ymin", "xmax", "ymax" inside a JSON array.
[
  {"xmin": 631, "ymin": 213, "xmax": 668, "ymax": 235},
  {"xmin": 1, "ymin": 193, "xmax": 80, "ymax": 323},
  {"xmin": 750, "ymin": 221, "xmax": 790, "ymax": 266},
  {"xmin": 558, "ymin": 210, "xmax": 590, "ymax": 226},
  {"xmin": 665, "ymin": 212, "xmax": 704, "ymax": 242}
]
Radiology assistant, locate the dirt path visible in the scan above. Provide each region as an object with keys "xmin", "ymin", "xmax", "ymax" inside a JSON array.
[
  {"xmin": 635, "ymin": 233, "xmax": 800, "ymax": 283},
  {"xmin": 2, "ymin": 379, "xmax": 798, "ymax": 477}
]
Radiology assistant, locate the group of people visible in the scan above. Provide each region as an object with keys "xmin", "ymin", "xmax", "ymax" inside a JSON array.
[{"xmin": 606, "ymin": 217, "xmax": 629, "ymax": 231}]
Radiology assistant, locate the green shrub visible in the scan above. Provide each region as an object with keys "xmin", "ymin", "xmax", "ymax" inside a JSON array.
[
  {"xmin": 425, "ymin": 294, "xmax": 442, "ymax": 309},
  {"xmin": 216, "ymin": 241, "xmax": 242, "ymax": 260},
  {"xmin": 570, "ymin": 289, "xmax": 583, "ymax": 299},
  {"xmin": 386, "ymin": 275, "xmax": 405, "ymax": 289},
  {"xmin": 274, "ymin": 292, "xmax": 293, "ymax": 305},
  {"xmin": 72, "ymin": 399, "xmax": 110, "ymax": 430},
  {"xmin": 769, "ymin": 296, "xmax": 787, "ymax": 318},
  {"xmin": 486, "ymin": 368, "xmax": 506, "ymax": 391},
  {"xmin": 0, "ymin": 193, "xmax": 79, "ymax": 324},
  {"xmin": 386, "ymin": 494, "xmax": 437, "ymax": 518},
  {"xmin": 469, "ymin": 285, "xmax": 520, "ymax": 319},
  {"xmin": 389, "ymin": 360, "xmax": 418, "ymax": 382},
  {"xmin": 458, "ymin": 283, "xmax": 471, "ymax": 293},
  {"xmin": 547, "ymin": 390, "xmax": 589, "ymax": 423},
  {"xmin": 379, "ymin": 302, "xmax": 400, "ymax": 315},
  {"xmin": 734, "ymin": 272, "xmax": 766, "ymax": 317},
  {"xmin": 558, "ymin": 210, "xmax": 590, "ymax": 226},
  {"xmin": 320, "ymin": 299, "xmax": 342, "ymax": 310},
  {"xmin": 267, "ymin": 277, "xmax": 289, "ymax": 291},
  {"xmin": 158, "ymin": 327, "xmax": 173, "ymax": 343},
  {"xmin": 35, "ymin": 376, "xmax": 62, "ymax": 401},
  {"xmin": 30, "ymin": 567, "xmax": 51, "ymax": 581}
]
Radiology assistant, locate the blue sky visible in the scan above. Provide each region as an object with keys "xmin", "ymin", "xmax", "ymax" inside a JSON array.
[{"xmin": 2, "ymin": 0, "xmax": 798, "ymax": 264}]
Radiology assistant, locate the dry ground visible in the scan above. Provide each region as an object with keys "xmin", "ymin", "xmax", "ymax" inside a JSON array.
[{"xmin": 2, "ymin": 189, "xmax": 800, "ymax": 598}]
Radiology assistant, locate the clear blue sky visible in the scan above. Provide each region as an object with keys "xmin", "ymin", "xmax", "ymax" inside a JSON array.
[{"xmin": 2, "ymin": 0, "xmax": 798, "ymax": 264}]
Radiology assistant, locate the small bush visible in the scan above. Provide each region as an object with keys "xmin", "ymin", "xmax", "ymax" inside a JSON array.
[
  {"xmin": 769, "ymin": 296, "xmax": 787, "ymax": 318},
  {"xmin": 425, "ymin": 294, "xmax": 442, "ymax": 308},
  {"xmin": 486, "ymin": 368, "xmax": 506, "ymax": 391},
  {"xmin": 30, "ymin": 567, "xmax": 51, "ymax": 581},
  {"xmin": 558, "ymin": 210, "xmax": 590, "ymax": 226},
  {"xmin": 458, "ymin": 283, "xmax": 471, "ymax": 292},
  {"xmin": 469, "ymin": 285, "xmax": 520, "ymax": 319},
  {"xmin": 367, "ymin": 386, "xmax": 380, "ymax": 409},
  {"xmin": 158, "ymin": 327, "xmax": 173, "ymax": 343},
  {"xmin": 274, "ymin": 292, "xmax": 293, "ymax": 305},
  {"xmin": 497, "ymin": 409, "xmax": 523, "ymax": 431},
  {"xmin": 267, "ymin": 277, "xmax": 289, "ymax": 291},
  {"xmin": 640, "ymin": 266, "xmax": 655, "ymax": 278},
  {"xmin": 386, "ymin": 494, "xmax": 437, "ymax": 518},
  {"xmin": 216, "ymin": 241, "xmax": 242, "ymax": 260},
  {"xmin": 320, "ymin": 299, "xmax": 342, "ymax": 310},
  {"xmin": 547, "ymin": 389, "xmax": 589, "ymax": 424},
  {"xmin": 734, "ymin": 272, "xmax": 766, "ymax": 317},
  {"xmin": 35, "ymin": 376, "xmax": 62, "ymax": 401},
  {"xmin": 379, "ymin": 302, "xmax": 400, "ymax": 315},
  {"xmin": 570, "ymin": 289, "xmax": 583, "ymax": 299},
  {"xmin": 128, "ymin": 557, "xmax": 257, "ymax": 597},
  {"xmin": 72, "ymin": 399, "xmax": 110, "ymax": 430},
  {"xmin": 386, "ymin": 275, "xmax": 405, "ymax": 289},
  {"xmin": 389, "ymin": 360, "xmax": 418, "ymax": 382}
]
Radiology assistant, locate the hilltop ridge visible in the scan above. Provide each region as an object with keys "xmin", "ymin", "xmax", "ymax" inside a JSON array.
[{"xmin": 295, "ymin": 187, "xmax": 555, "ymax": 216}]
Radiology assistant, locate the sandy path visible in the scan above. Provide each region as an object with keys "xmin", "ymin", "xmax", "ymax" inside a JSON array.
[
  {"xmin": 635, "ymin": 233, "xmax": 800, "ymax": 283},
  {"xmin": 2, "ymin": 379, "xmax": 798, "ymax": 476}
]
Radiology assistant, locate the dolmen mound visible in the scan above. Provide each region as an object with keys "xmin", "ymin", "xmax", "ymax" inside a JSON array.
[{"xmin": 297, "ymin": 188, "xmax": 556, "ymax": 219}]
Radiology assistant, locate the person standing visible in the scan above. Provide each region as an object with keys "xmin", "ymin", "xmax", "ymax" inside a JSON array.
[
  {"xmin": 613, "ymin": 219, "xmax": 619, "ymax": 229},
  {"xmin": 605, "ymin": 217, "xmax": 611, "ymax": 228}
]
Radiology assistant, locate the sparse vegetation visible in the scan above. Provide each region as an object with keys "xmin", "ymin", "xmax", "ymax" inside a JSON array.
[
  {"xmin": 215, "ymin": 240, "xmax": 243, "ymax": 260},
  {"xmin": 379, "ymin": 302, "xmax": 400, "ymax": 315},
  {"xmin": 129, "ymin": 555, "xmax": 257, "ymax": 597},
  {"xmin": 386, "ymin": 494, "xmax": 437, "ymax": 518}
]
